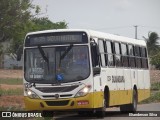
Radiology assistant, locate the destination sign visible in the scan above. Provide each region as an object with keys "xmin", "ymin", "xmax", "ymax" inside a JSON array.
[{"xmin": 25, "ymin": 32, "xmax": 88, "ymax": 47}]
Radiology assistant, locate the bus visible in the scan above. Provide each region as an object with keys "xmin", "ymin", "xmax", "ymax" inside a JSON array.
[{"xmin": 17, "ymin": 29, "xmax": 150, "ymax": 117}]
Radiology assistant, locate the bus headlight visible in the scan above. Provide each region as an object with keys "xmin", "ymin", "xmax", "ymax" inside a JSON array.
[
  {"xmin": 26, "ymin": 89, "xmax": 40, "ymax": 99},
  {"xmin": 75, "ymin": 85, "xmax": 91, "ymax": 97}
]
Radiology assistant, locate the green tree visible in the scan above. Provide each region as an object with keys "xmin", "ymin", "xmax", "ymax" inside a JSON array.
[
  {"xmin": 0, "ymin": 0, "xmax": 33, "ymax": 42},
  {"xmin": 144, "ymin": 32, "xmax": 160, "ymax": 56},
  {"xmin": 0, "ymin": 0, "xmax": 36, "ymax": 67},
  {"xmin": 144, "ymin": 32, "xmax": 160, "ymax": 69},
  {"xmin": 0, "ymin": 0, "xmax": 68, "ymax": 54},
  {"xmin": 150, "ymin": 52, "xmax": 160, "ymax": 69}
]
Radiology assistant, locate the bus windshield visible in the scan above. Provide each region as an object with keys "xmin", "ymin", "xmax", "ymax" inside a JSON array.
[{"xmin": 24, "ymin": 45, "xmax": 90, "ymax": 84}]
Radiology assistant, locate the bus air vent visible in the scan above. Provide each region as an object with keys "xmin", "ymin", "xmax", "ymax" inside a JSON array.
[
  {"xmin": 42, "ymin": 94, "xmax": 73, "ymax": 98},
  {"xmin": 45, "ymin": 100, "xmax": 69, "ymax": 106},
  {"xmin": 36, "ymin": 85, "xmax": 79, "ymax": 93}
]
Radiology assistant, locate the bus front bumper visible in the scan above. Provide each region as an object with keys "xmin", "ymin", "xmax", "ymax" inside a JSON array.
[{"xmin": 24, "ymin": 93, "xmax": 95, "ymax": 111}]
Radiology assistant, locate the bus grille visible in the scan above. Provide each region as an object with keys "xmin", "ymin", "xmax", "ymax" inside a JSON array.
[
  {"xmin": 45, "ymin": 100, "xmax": 69, "ymax": 106},
  {"xmin": 42, "ymin": 94, "xmax": 73, "ymax": 98},
  {"xmin": 36, "ymin": 85, "xmax": 79, "ymax": 93}
]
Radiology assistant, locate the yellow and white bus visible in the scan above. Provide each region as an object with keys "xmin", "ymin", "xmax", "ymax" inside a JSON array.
[{"xmin": 19, "ymin": 29, "xmax": 150, "ymax": 117}]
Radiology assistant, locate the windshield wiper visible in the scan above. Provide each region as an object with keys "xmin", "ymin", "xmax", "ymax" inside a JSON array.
[
  {"xmin": 60, "ymin": 44, "xmax": 73, "ymax": 60},
  {"xmin": 38, "ymin": 46, "xmax": 49, "ymax": 70}
]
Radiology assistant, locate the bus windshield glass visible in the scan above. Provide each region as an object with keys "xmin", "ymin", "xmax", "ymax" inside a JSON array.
[{"xmin": 24, "ymin": 45, "xmax": 90, "ymax": 83}]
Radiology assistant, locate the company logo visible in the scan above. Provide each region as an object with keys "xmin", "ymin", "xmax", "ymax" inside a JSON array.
[
  {"xmin": 2, "ymin": 112, "xmax": 11, "ymax": 117},
  {"xmin": 55, "ymin": 94, "xmax": 59, "ymax": 99}
]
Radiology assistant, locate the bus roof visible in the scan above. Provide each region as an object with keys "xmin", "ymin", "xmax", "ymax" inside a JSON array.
[{"xmin": 26, "ymin": 29, "xmax": 146, "ymax": 46}]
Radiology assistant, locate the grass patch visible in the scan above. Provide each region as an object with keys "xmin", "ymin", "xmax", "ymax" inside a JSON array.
[
  {"xmin": 151, "ymin": 82, "xmax": 160, "ymax": 90},
  {"xmin": 140, "ymin": 91, "xmax": 160, "ymax": 104},
  {"xmin": 0, "ymin": 106, "xmax": 24, "ymax": 111},
  {"xmin": 0, "ymin": 78, "xmax": 23, "ymax": 85},
  {"xmin": 0, "ymin": 88, "xmax": 23, "ymax": 95},
  {"xmin": 139, "ymin": 82, "xmax": 160, "ymax": 104}
]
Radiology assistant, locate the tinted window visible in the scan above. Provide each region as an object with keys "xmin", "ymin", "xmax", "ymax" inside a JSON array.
[
  {"xmin": 115, "ymin": 42, "xmax": 120, "ymax": 54},
  {"xmin": 121, "ymin": 43, "xmax": 129, "ymax": 67},
  {"xmin": 106, "ymin": 41, "xmax": 112, "ymax": 54},
  {"xmin": 142, "ymin": 58, "xmax": 148, "ymax": 68},
  {"xmin": 135, "ymin": 46, "xmax": 140, "ymax": 56},
  {"xmin": 136, "ymin": 58, "xmax": 142, "ymax": 68},
  {"xmin": 128, "ymin": 45, "xmax": 136, "ymax": 68},
  {"xmin": 114, "ymin": 42, "xmax": 121, "ymax": 67},
  {"xmin": 141, "ymin": 47, "xmax": 147, "ymax": 57},
  {"xmin": 105, "ymin": 41, "xmax": 114, "ymax": 66},
  {"xmin": 128, "ymin": 45, "xmax": 134, "ymax": 56},
  {"xmin": 98, "ymin": 40, "xmax": 106, "ymax": 66}
]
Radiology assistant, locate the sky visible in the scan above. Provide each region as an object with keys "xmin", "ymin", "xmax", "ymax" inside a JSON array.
[{"xmin": 32, "ymin": 0, "xmax": 160, "ymax": 40}]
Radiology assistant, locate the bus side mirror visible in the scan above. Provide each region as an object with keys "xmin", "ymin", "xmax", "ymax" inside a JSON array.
[{"xmin": 16, "ymin": 45, "xmax": 23, "ymax": 61}]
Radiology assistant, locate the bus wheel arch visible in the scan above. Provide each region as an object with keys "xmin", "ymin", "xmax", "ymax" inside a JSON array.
[
  {"xmin": 131, "ymin": 85, "xmax": 138, "ymax": 112},
  {"xmin": 96, "ymin": 86, "xmax": 109, "ymax": 118},
  {"xmin": 104, "ymin": 86, "xmax": 110, "ymax": 107}
]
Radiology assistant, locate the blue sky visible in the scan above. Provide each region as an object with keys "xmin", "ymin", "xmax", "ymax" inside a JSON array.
[{"xmin": 33, "ymin": 0, "xmax": 160, "ymax": 39}]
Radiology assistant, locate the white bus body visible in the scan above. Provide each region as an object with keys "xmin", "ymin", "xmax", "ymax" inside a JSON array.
[{"xmin": 22, "ymin": 29, "xmax": 150, "ymax": 117}]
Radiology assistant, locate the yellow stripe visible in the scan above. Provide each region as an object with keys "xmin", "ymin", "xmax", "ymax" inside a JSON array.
[
  {"xmin": 93, "ymin": 91, "xmax": 104, "ymax": 108},
  {"xmin": 138, "ymin": 89, "xmax": 150, "ymax": 102},
  {"xmin": 109, "ymin": 89, "xmax": 150, "ymax": 106}
]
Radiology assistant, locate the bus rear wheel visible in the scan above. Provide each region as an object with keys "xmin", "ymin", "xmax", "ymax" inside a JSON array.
[{"xmin": 120, "ymin": 89, "xmax": 137, "ymax": 113}]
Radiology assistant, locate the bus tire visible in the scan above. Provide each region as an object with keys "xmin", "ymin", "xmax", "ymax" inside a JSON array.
[
  {"xmin": 96, "ymin": 99, "xmax": 106, "ymax": 118},
  {"xmin": 129, "ymin": 89, "xmax": 138, "ymax": 112},
  {"xmin": 120, "ymin": 89, "xmax": 137, "ymax": 113}
]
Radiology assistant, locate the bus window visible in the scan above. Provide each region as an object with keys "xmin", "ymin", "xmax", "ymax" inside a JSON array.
[
  {"xmin": 135, "ymin": 46, "xmax": 140, "ymax": 57},
  {"xmin": 98, "ymin": 39, "xmax": 106, "ymax": 67},
  {"xmin": 106, "ymin": 41, "xmax": 112, "ymax": 54},
  {"xmin": 135, "ymin": 46, "xmax": 141, "ymax": 68},
  {"xmin": 114, "ymin": 42, "xmax": 121, "ymax": 67},
  {"xmin": 141, "ymin": 47, "xmax": 147, "ymax": 57},
  {"xmin": 121, "ymin": 43, "xmax": 129, "ymax": 67},
  {"xmin": 105, "ymin": 41, "xmax": 114, "ymax": 66},
  {"xmin": 141, "ymin": 47, "xmax": 148, "ymax": 69},
  {"xmin": 128, "ymin": 45, "xmax": 136, "ymax": 68}
]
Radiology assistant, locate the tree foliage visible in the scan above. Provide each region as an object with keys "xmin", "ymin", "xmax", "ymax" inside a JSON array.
[
  {"xmin": 150, "ymin": 52, "xmax": 160, "ymax": 69},
  {"xmin": 0, "ymin": 0, "xmax": 32, "ymax": 42},
  {"xmin": 144, "ymin": 32, "xmax": 160, "ymax": 69},
  {"xmin": 0, "ymin": 0, "xmax": 68, "ymax": 54},
  {"xmin": 145, "ymin": 32, "xmax": 160, "ymax": 55}
]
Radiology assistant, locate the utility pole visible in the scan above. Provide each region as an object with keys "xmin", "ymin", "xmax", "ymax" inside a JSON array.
[{"xmin": 134, "ymin": 25, "xmax": 138, "ymax": 39}]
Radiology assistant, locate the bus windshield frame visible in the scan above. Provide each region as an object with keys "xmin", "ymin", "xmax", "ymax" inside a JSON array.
[{"xmin": 24, "ymin": 45, "xmax": 90, "ymax": 84}]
